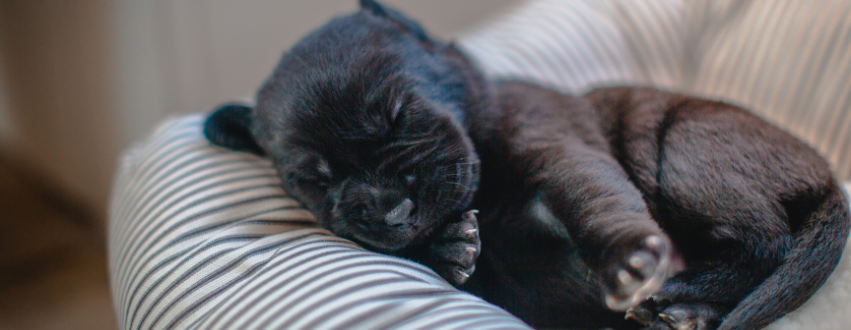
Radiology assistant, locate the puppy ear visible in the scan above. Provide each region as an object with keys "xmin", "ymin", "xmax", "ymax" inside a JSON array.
[
  {"xmin": 359, "ymin": 0, "xmax": 431, "ymax": 43},
  {"xmin": 204, "ymin": 103, "xmax": 266, "ymax": 156}
]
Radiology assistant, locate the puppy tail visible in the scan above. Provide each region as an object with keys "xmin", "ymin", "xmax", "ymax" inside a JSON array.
[{"xmin": 719, "ymin": 182, "xmax": 850, "ymax": 330}]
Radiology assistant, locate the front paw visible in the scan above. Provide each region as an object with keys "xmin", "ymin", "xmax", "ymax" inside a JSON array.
[
  {"xmin": 428, "ymin": 210, "xmax": 481, "ymax": 286},
  {"xmin": 604, "ymin": 235, "xmax": 674, "ymax": 311}
]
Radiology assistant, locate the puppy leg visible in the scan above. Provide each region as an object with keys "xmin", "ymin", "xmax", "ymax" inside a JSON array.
[
  {"xmin": 492, "ymin": 82, "xmax": 676, "ymax": 313},
  {"xmin": 535, "ymin": 147, "xmax": 676, "ymax": 310}
]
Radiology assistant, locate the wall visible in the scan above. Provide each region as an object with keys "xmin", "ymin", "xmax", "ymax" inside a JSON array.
[
  {"xmin": 0, "ymin": 44, "xmax": 14, "ymax": 149},
  {"xmin": 113, "ymin": 0, "xmax": 524, "ymax": 138},
  {"xmin": 0, "ymin": 0, "xmax": 121, "ymax": 225},
  {"xmin": 0, "ymin": 0, "xmax": 525, "ymax": 230}
]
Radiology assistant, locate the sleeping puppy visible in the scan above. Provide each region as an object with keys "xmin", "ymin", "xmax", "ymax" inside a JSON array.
[{"xmin": 204, "ymin": 1, "xmax": 851, "ymax": 329}]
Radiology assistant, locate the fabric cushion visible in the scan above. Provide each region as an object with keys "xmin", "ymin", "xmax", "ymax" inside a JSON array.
[{"xmin": 108, "ymin": 115, "xmax": 532, "ymax": 330}]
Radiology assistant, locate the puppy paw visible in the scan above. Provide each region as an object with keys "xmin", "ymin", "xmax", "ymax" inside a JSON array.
[
  {"xmin": 605, "ymin": 235, "xmax": 673, "ymax": 311},
  {"xmin": 626, "ymin": 295, "xmax": 671, "ymax": 325},
  {"xmin": 658, "ymin": 308, "xmax": 699, "ymax": 330},
  {"xmin": 428, "ymin": 210, "xmax": 481, "ymax": 286},
  {"xmin": 642, "ymin": 303, "xmax": 724, "ymax": 330}
]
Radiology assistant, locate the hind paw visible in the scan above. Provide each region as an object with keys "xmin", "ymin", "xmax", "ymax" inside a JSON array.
[
  {"xmin": 628, "ymin": 301, "xmax": 725, "ymax": 330},
  {"xmin": 626, "ymin": 295, "xmax": 671, "ymax": 325},
  {"xmin": 604, "ymin": 235, "xmax": 674, "ymax": 310},
  {"xmin": 658, "ymin": 308, "xmax": 702, "ymax": 330}
]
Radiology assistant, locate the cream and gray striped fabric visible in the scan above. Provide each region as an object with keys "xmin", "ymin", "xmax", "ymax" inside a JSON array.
[
  {"xmin": 460, "ymin": 0, "xmax": 851, "ymax": 179},
  {"xmin": 109, "ymin": 1, "xmax": 851, "ymax": 329},
  {"xmin": 109, "ymin": 115, "xmax": 532, "ymax": 330}
]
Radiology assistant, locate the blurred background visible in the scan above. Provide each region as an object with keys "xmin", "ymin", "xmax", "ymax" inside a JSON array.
[{"xmin": 0, "ymin": 1, "xmax": 524, "ymax": 329}]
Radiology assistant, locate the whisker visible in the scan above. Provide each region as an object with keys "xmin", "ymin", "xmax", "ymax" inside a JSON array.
[
  {"xmin": 380, "ymin": 137, "xmax": 441, "ymax": 151},
  {"xmin": 434, "ymin": 180, "xmax": 470, "ymax": 189}
]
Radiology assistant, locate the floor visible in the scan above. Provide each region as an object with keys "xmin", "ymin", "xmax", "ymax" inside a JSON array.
[{"xmin": 0, "ymin": 160, "xmax": 117, "ymax": 330}]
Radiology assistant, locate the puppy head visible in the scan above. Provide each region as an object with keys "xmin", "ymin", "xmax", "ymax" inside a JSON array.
[{"xmin": 205, "ymin": 0, "xmax": 483, "ymax": 252}]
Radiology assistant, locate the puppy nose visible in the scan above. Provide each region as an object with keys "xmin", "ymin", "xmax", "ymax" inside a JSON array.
[{"xmin": 384, "ymin": 198, "xmax": 414, "ymax": 226}]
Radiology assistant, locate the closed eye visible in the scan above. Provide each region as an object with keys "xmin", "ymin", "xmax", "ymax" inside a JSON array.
[
  {"xmin": 288, "ymin": 171, "xmax": 330, "ymax": 190},
  {"xmin": 296, "ymin": 176, "xmax": 329, "ymax": 189}
]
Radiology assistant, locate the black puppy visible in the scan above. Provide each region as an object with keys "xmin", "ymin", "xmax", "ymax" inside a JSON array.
[{"xmin": 205, "ymin": 1, "xmax": 850, "ymax": 329}]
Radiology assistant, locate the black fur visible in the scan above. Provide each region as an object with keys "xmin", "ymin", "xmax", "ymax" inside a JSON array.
[
  {"xmin": 204, "ymin": 103, "xmax": 265, "ymax": 155},
  {"xmin": 204, "ymin": 1, "xmax": 850, "ymax": 329}
]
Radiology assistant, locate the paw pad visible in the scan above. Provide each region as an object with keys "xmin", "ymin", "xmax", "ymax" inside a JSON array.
[{"xmin": 605, "ymin": 235, "xmax": 673, "ymax": 311}]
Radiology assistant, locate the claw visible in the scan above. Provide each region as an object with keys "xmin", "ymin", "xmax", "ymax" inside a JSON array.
[
  {"xmin": 645, "ymin": 235, "xmax": 662, "ymax": 248},
  {"xmin": 465, "ymin": 247, "xmax": 477, "ymax": 254},
  {"xmin": 617, "ymin": 269, "xmax": 634, "ymax": 285},
  {"xmin": 625, "ymin": 309, "xmax": 637, "ymax": 321},
  {"xmin": 462, "ymin": 210, "xmax": 479, "ymax": 236},
  {"xmin": 623, "ymin": 305, "xmax": 655, "ymax": 326},
  {"xmin": 629, "ymin": 255, "xmax": 645, "ymax": 269},
  {"xmin": 457, "ymin": 270, "xmax": 470, "ymax": 279}
]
